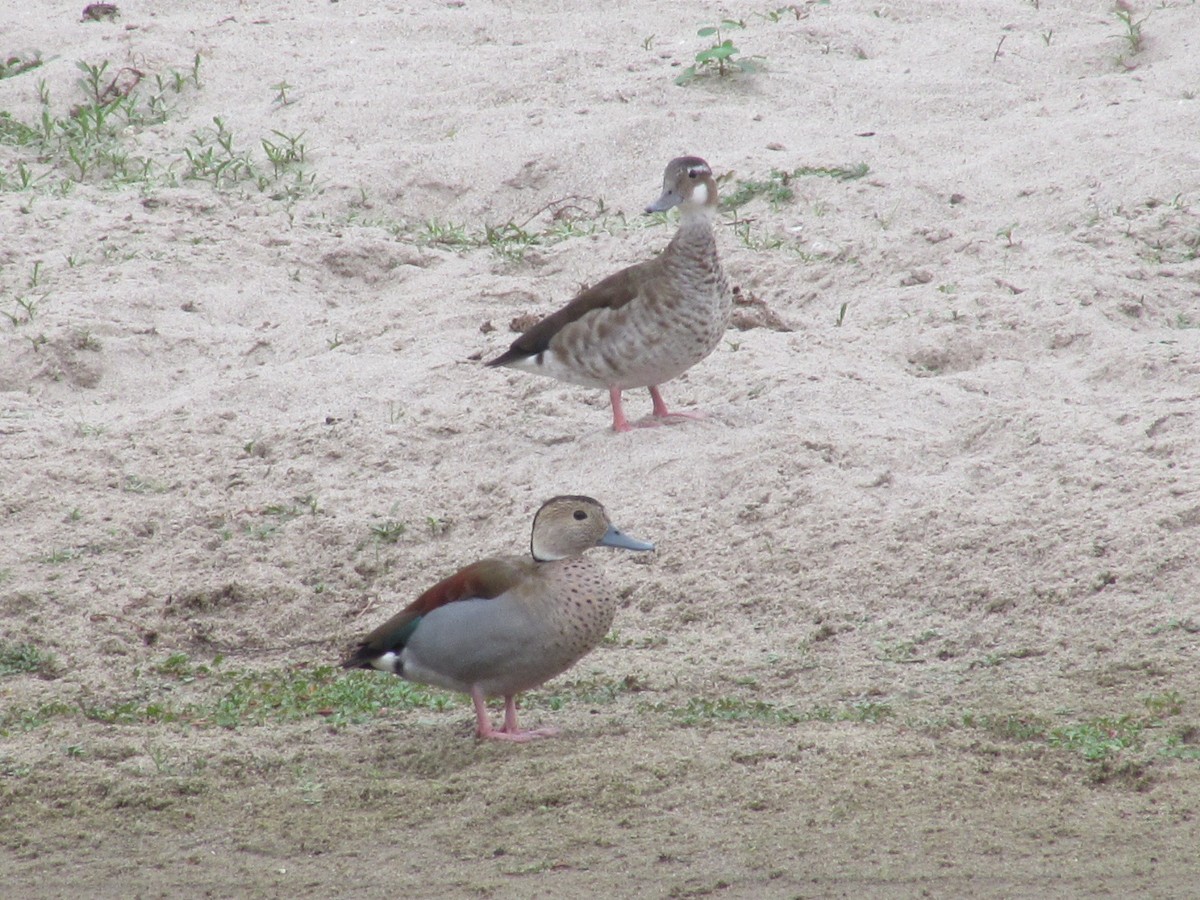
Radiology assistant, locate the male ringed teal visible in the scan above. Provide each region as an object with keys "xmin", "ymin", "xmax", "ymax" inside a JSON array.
[
  {"xmin": 341, "ymin": 496, "xmax": 654, "ymax": 742},
  {"xmin": 486, "ymin": 156, "xmax": 732, "ymax": 432}
]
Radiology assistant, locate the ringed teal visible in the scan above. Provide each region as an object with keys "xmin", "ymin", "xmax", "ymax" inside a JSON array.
[
  {"xmin": 341, "ymin": 496, "xmax": 654, "ymax": 741},
  {"xmin": 486, "ymin": 156, "xmax": 732, "ymax": 432}
]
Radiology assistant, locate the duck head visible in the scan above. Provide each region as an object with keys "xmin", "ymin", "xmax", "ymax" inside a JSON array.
[
  {"xmin": 645, "ymin": 156, "xmax": 719, "ymax": 215},
  {"xmin": 530, "ymin": 495, "xmax": 655, "ymax": 562}
]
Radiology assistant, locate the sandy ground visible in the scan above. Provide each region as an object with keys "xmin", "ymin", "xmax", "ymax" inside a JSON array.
[{"xmin": 2, "ymin": 0, "xmax": 1199, "ymax": 896}]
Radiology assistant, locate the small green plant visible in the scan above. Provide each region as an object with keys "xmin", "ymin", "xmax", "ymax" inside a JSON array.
[
  {"xmin": 184, "ymin": 116, "xmax": 255, "ymax": 186},
  {"xmin": 1113, "ymin": 7, "xmax": 1146, "ymax": 56},
  {"xmin": 675, "ymin": 20, "xmax": 760, "ymax": 85},
  {"xmin": 76, "ymin": 60, "xmax": 113, "ymax": 106},
  {"xmin": 122, "ymin": 474, "xmax": 168, "ymax": 494},
  {"xmin": 1, "ymin": 294, "xmax": 42, "ymax": 326},
  {"xmin": 1151, "ymin": 617, "xmax": 1199, "ymax": 634},
  {"xmin": 721, "ymin": 163, "xmax": 870, "ymax": 210},
  {"xmin": 270, "ymin": 79, "xmax": 293, "ymax": 106},
  {"xmin": 1050, "ymin": 716, "xmax": 1144, "ymax": 761},
  {"xmin": 0, "ymin": 52, "xmax": 43, "ymax": 80},
  {"xmin": 71, "ymin": 329, "xmax": 101, "ymax": 351},
  {"xmin": 417, "ymin": 219, "xmax": 473, "ymax": 249},
  {"xmin": 243, "ymin": 495, "xmax": 317, "ymax": 540},
  {"xmin": 484, "ymin": 221, "xmax": 539, "ymax": 260},
  {"xmin": 183, "ymin": 114, "xmax": 314, "ymax": 199},
  {"xmin": 758, "ymin": 5, "xmax": 803, "ymax": 23},
  {"xmin": 0, "ymin": 642, "xmax": 56, "ymax": 677},
  {"xmin": 261, "ymin": 129, "xmax": 306, "ymax": 176},
  {"xmin": 1142, "ymin": 691, "xmax": 1184, "ymax": 718},
  {"xmin": 154, "ymin": 651, "xmax": 196, "ymax": 679},
  {"xmin": 962, "ymin": 711, "xmax": 1048, "ymax": 742},
  {"xmin": 0, "ymin": 54, "xmax": 204, "ymax": 192},
  {"xmin": 669, "ymin": 697, "xmax": 804, "ymax": 725},
  {"xmin": 370, "ymin": 519, "xmax": 407, "ymax": 544},
  {"xmin": 0, "ymin": 758, "xmax": 31, "ymax": 778},
  {"xmin": 731, "ymin": 220, "xmax": 785, "ymax": 251},
  {"xmin": 41, "ymin": 546, "xmax": 80, "ymax": 563}
]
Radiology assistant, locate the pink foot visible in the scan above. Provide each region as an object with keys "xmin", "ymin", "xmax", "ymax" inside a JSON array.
[
  {"xmin": 480, "ymin": 726, "xmax": 559, "ymax": 743},
  {"xmin": 471, "ymin": 689, "xmax": 559, "ymax": 742},
  {"xmin": 643, "ymin": 385, "xmax": 707, "ymax": 426}
]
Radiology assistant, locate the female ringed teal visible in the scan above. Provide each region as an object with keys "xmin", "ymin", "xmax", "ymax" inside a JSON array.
[
  {"xmin": 486, "ymin": 156, "xmax": 732, "ymax": 432},
  {"xmin": 341, "ymin": 496, "xmax": 654, "ymax": 742}
]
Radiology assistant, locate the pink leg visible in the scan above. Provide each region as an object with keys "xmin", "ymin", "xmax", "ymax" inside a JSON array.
[
  {"xmin": 501, "ymin": 695, "xmax": 559, "ymax": 740},
  {"xmin": 645, "ymin": 385, "xmax": 706, "ymax": 424},
  {"xmin": 471, "ymin": 686, "xmax": 498, "ymax": 738},
  {"xmin": 649, "ymin": 385, "xmax": 672, "ymax": 418},
  {"xmin": 470, "ymin": 687, "xmax": 557, "ymax": 742},
  {"xmin": 503, "ymin": 695, "xmax": 521, "ymax": 733},
  {"xmin": 609, "ymin": 387, "xmax": 633, "ymax": 433}
]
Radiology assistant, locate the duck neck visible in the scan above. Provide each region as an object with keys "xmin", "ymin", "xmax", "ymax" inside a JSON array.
[{"xmin": 668, "ymin": 207, "xmax": 717, "ymax": 256}]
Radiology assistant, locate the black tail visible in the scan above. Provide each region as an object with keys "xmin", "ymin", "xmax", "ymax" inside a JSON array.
[{"xmin": 340, "ymin": 644, "xmax": 380, "ymax": 670}]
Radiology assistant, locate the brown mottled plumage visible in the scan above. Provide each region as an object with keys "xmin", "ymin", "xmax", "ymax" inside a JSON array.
[
  {"xmin": 487, "ymin": 156, "xmax": 732, "ymax": 432},
  {"xmin": 341, "ymin": 496, "xmax": 654, "ymax": 742}
]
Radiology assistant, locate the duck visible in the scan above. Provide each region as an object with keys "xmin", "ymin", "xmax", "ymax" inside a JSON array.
[
  {"xmin": 341, "ymin": 496, "xmax": 654, "ymax": 742},
  {"xmin": 486, "ymin": 156, "xmax": 732, "ymax": 433}
]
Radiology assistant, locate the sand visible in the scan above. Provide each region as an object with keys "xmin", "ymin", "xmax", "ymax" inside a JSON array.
[{"xmin": 2, "ymin": 1, "xmax": 1199, "ymax": 896}]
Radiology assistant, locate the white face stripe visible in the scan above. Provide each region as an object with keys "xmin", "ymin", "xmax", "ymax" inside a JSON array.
[{"xmin": 691, "ymin": 182, "xmax": 708, "ymax": 205}]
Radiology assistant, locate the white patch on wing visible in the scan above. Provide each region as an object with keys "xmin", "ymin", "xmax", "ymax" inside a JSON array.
[
  {"xmin": 690, "ymin": 182, "xmax": 708, "ymax": 205},
  {"xmin": 503, "ymin": 349, "xmax": 612, "ymax": 389}
]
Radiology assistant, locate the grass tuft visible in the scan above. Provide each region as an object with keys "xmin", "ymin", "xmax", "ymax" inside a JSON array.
[
  {"xmin": 0, "ymin": 642, "xmax": 57, "ymax": 677},
  {"xmin": 721, "ymin": 164, "xmax": 870, "ymax": 211}
]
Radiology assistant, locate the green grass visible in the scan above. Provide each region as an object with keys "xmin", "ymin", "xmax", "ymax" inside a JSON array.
[
  {"xmin": 1049, "ymin": 715, "xmax": 1143, "ymax": 761},
  {"xmin": 654, "ymin": 696, "xmax": 893, "ymax": 726},
  {"xmin": 0, "ymin": 53, "xmax": 312, "ymax": 201},
  {"xmin": 654, "ymin": 690, "xmax": 1197, "ymax": 771},
  {"xmin": 1151, "ymin": 617, "xmax": 1200, "ymax": 634},
  {"xmin": 535, "ymin": 674, "xmax": 640, "ymax": 710},
  {"xmin": 721, "ymin": 163, "xmax": 870, "ymax": 211},
  {"xmin": 0, "ymin": 660, "xmax": 454, "ymax": 735},
  {"xmin": 0, "ymin": 59, "xmax": 199, "ymax": 190},
  {"xmin": 183, "ymin": 117, "xmax": 313, "ymax": 199},
  {"xmin": 233, "ymin": 497, "xmax": 317, "ymax": 540},
  {"xmin": 961, "ymin": 694, "xmax": 1197, "ymax": 766},
  {"xmin": 201, "ymin": 667, "xmax": 451, "ymax": 728},
  {"xmin": 262, "ymin": 494, "xmax": 320, "ymax": 519},
  {"xmin": 345, "ymin": 196, "xmax": 669, "ymax": 261},
  {"xmin": 0, "ymin": 642, "xmax": 57, "ymax": 677}
]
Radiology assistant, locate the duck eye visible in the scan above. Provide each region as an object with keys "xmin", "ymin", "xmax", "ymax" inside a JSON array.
[
  {"xmin": 573, "ymin": 510, "xmax": 587, "ymax": 521},
  {"xmin": 688, "ymin": 170, "xmax": 698, "ymax": 179}
]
